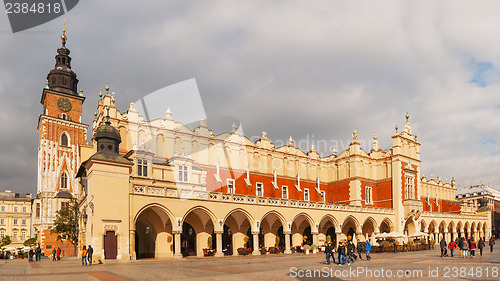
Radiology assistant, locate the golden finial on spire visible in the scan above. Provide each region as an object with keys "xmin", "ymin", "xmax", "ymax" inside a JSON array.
[
  {"xmin": 61, "ymin": 20, "xmax": 67, "ymax": 47},
  {"xmin": 405, "ymin": 112, "xmax": 409, "ymax": 122}
]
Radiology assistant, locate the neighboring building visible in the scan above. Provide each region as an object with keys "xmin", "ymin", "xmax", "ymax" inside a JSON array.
[
  {"xmin": 456, "ymin": 185, "xmax": 500, "ymax": 238},
  {"xmin": 74, "ymin": 89, "xmax": 491, "ymax": 262},
  {"xmin": 0, "ymin": 190, "xmax": 32, "ymax": 244},
  {"xmin": 32, "ymin": 27, "xmax": 88, "ymax": 255}
]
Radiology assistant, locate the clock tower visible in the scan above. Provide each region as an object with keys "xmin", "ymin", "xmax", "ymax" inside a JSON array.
[{"xmin": 33, "ymin": 26, "xmax": 88, "ymax": 255}]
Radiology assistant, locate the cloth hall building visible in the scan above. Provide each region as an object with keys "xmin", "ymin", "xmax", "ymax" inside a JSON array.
[{"xmin": 34, "ymin": 30, "xmax": 492, "ymax": 262}]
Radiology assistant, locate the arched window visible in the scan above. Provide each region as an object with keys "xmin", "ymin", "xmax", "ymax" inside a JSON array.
[
  {"xmin": 61, "ymin": 113, "xmax": 67, "ymax": 120},
  {"xmin": 61, "ymin": 133, "xmax": 69, "ymax": 146},
  {"xmin": 61, "ymin": 171, "xmax": 68, "ymax": 189},
  {"xmin": 62, "ymin": 77, "xmax": 67, "ymax": 86}
]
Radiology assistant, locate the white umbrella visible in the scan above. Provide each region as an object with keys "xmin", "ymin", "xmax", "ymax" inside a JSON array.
[
  {"xmin": 409, "ymin": 231, "xmax": 429, "ymax": 238},
  {"xmin": 375, "ymin": 232, "xmax": 388, "ymax": 239},
  {"xmin": 385, "ymin": 231, "xmax": 406, "ymax": 238}
]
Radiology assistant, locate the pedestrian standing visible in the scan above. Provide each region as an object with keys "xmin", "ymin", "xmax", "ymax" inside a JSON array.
[
  {"xmin": 330, "ymin": 242, "xmax": 336, "ymax": 264},
  {"xmin": 440, "ymin": 238, "xmax": 447, "ymax": 257},
  {"xmin": 489, "ymin": 237, "xmax": 495, "ymax": 253},
  {"xmin": 57, "ymin": 247, "xmax": 61, "ymax": 261},
  {"xmin": 337, "ymin": 242, "xmax": 342, "ymax": 265},
  {"xmin": 52, "ymin": 248, "xmax": 57, "ymax": 261},
  {"xmin": 81, "ymin": 246, "xmax": 87, "ymax": 266},
  {"xmin": 28, "ymin": 248, "xmax": 34, "ymax": 262},
  {"xmin": 87, "ymin": 245, "xmax": 93, "ymax": 266},
  {"xmin": 448, "ymin": 240, "xmax": 456, "ymax": 257},
  {"xmin": 356, "ymin": 239, "xmax": 363, "ymax": 260},
  {"xmin": 325, "ymin": 242, "xmax": 331, "ymax": 264},
  {"xmin": 478, "ymin": 238, "xmax": 485, "ymax": 256},
  {"xmin": 365, "ymin": 240, "xmax": 372, "ymax": 261},
  {"xmin": 462, "ymin": 239, "xmax": 469, "ymax": 258},
  {"xmin": 470, "ymin": 239, "xmax": 476, "ymax": 257},
  {"xmin": 346, "ymin": 241, "xmax": 355, "ymax": 263},
  {"xmin": 35, "ymin": 246, "xmax": 41, "ymax": 261},
  {"xmin": 458, "ymin": 237, "xmax": 464, "ymax": 257}
]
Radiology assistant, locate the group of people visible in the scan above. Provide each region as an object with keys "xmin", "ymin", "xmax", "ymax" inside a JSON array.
[
  {"xmin": 51, "ymin": 247, "xmax": 62, "ymax": 261},
  {"xmin": 81, "ymin": 245, "xmax": 93, "ymax": 266},
  {"xmin": 28, "ymin": 246, "xmax": 43, "ymax": 261},
  {"xmin": 324, "ymin": 239, "xmax": 372, "ymax": 265},
  {"xmin": 440, "ymin": 237, "xmax": 495, "ymax": 258}
]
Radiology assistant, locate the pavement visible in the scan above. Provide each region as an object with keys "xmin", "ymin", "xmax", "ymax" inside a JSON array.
[{"xmin": 0, "ymin": 248, "xmax": 499, "ymax": 281}]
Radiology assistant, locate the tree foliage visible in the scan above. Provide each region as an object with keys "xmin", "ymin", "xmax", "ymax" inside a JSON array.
[
  {"xmin": 1, "ymin": 235, "xmax": 11, "ymax": 247},
  {"xmin": 51, "ymin": 200, "xmax": 78, "ymax": 245},
  {"xmin": 23, "ymin": 237, "xmax": 37, "ymax": 247}
]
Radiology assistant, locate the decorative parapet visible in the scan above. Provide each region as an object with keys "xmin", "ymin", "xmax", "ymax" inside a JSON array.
[
  {"xmin": 421, "ymin": 211, "xmax": 488, "ymax": 220},
  {"xmin": 131, "ymin": 185, "xmax": 395, "ymax": 215}
]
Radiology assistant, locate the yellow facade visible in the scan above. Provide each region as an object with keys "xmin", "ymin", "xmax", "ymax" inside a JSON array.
[
  {"xmin": 75, "ymin": 93, "xmax": 491, "ymax": 263},
  {"xmin": 0, "ymin": 191, "xmax": 31, "ymax": 243}
]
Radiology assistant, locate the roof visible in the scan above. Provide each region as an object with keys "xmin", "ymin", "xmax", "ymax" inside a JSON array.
[{"xmin": 55, "ymin": 190, "xmax": 73, "ymax": 199}]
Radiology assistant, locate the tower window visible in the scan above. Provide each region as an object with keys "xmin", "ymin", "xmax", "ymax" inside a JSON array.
[
  {"xmin": 61, "ymin": 133, "xmax": 69, "ymax": 146},
  {"xmin": 61, "ymin": 171, "xmax": 68, "ymax": 189},
  {"xmin": 51, "ymin": 77, "xmax": 56, "ymax": 86},
  {"xmin": 365, "ymin": 185, "xmax": 373, "ymax": 205},
  {"xmin": 61, "ymin": 113, "xmax": 67, "ymax": 120},
  {"xmin": 62, "ymin": 77, "xmax": 67, "ymax": 86}
]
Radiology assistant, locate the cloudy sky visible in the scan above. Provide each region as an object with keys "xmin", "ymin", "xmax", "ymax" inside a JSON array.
[{"xmin": 0, "ymin": 0, "xmax": 499, "ymax": 194}]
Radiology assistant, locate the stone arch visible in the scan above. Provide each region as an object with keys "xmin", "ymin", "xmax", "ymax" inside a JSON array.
[
  {"xmin": 291, "ymin": 212, "xmax": 315, "ymax": 247},
  {"xmin": 379, "ymin": 217, "xmax": 394, "ymax": 233},
  {"xmin": 260, "ymin": 211, "xmax": 286, "ymax": 249},
  {"xmin": 420, "ymin": 219, "xmax": 428, "ymax": 232},
  {"xmin": 341, "ymin": 215, "xmax": 361, "ymax": 241},
  {"xmin": 318, "ymin": 214, "xmax": 340, "ymax": 246},
  {"xmin": 134, "ymin": 204, "xmax": 175, "ymax": 259},
  {"xmin": 182, "ymin": 206, "xmax": 217, "ymax": 257},
  {"xmin": 223, "ymin": 208, "xmax": 255, "ymax": 255},
  {"xmin": 404, "ymin": 217, "xmax": 416, "ymax": 236},
  {"xmin": 464, "ymin": 221, "xmax": 470, "ymax": 238},
  {"xmin": 456, "ymin": 221, "xmax": 464, "ymax": 238},
  {"xmin": 361, "ymin": 217, "xmax": 377, "ymax": 241}
]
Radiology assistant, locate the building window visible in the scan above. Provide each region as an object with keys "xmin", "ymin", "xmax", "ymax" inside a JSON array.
[
  {"xmin": 21, "ymin": 231, "xmax": 26, "ymax": 239},
  {"xmin": 13, "ymin": 230, "xmax": 18, "ymax": 239},
  {"xmin": 61, "ymin": 202, "xmax": 69, "ymax": 210},
  {"xmin": 51, "ymin": 76, "xmax": 56, "ymax": 85},
  {"xmin": 178, "ymin": 165, "xmax": 188, "ymax": 182},
  {"xmin": 13, "ymin": 219, "xmax": 18, "ymax": 225},
  {"xmin": 304, "ymin": 189, "xmax": 310, "ymax": 201},
  {"xmin": 1, "ymin": 206, "xmax": 4, "ymax": 212},
  {"xmin": 256, "ymin": 183, "xmax": 263, "ymax": 197},
  {"xmin": 36, "ymin": 203, "xmax": 40, "ymax": 217},
  {"xmin": 61, "ymin": 113, "xmax": 67, "ymax": 120},
  {"xmin": 282, "ymin": 186, "xmax": 288, "ymax": 199},
  {"xmin": 366, "ymin": 186, "xmax": 373, "ymax": 205},
  {"xmin": 321, "ymin": 191, "xmax": 326, "ymax": 203},
  {"xmin": 0, "ymin": 219, "xmax": 4, "ymax": 225},
  {"xmin": 22, "ymin": 219, "xmax": 26, "ymax": 225},
  {"xmin": 62, "ymin": 77, "xmax": 67, "ymax": 86},
  {"xmin": 227, "ymin": 179, "xmax": 235, "ymax": 194},
  {"xmin": 14, "ymin": 206, "xmax": 18, "ymax": 212},
  {"xmin": 405, "ymin": 175, "xmax": 414, "ymax": 199},
  {"xmin": 61, "ymin": 171, "xmax": 68, "ymax": 189},
  {"xmin": 22, "ymin": 207, "xmax": 26, "ymax": 213},
  {"xmin": 0, "ymin": 230, "xmax": 4, "ymax": 238},
  {"xmin": 138, "ymin": 160, "xmax": 148, "ymax": 177}
]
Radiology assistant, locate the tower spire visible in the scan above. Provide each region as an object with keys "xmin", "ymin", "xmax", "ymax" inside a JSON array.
[{"xmin": 61, "ymin": 20, "xmax": 67, "ymax": 47}]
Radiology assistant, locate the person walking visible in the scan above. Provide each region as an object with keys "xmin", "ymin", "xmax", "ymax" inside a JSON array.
[
  {"xmin": 478, "ymin": 238, "xmax": 485, "ymax": 256},
  {"xmin": 346, "ymin": 241, "xmax": 355, "ymax": 263},
  {"xmin": 28, "ymin": 248, "xmax": 34, "ymax": 262},
  {"xmin": 337, "ymin": 241, "xmax": 342, "ymax": 265},
  {"xmin": 325, "ymin": 242, "xmax": 332, "ymax": 264},
  {"xmin": 52, "ymin": 248, "xmax": 57, "ymax": 261},
  {"xmin": 440, "ymin": 237, "xmax": 447, "ymax": 257},
  {"xmin": 462, "ymin": 239, "xmax": 469, "ymax": 258},
  {"xmin": 365, "ymin": 240, "xmax": 371, "ymax": 261},
  {"xmin": 81, "ymin": 246, "xmax": 88, "ymax": 266},
  {"xmin": 87, "ymin": 245, "xmax": 93, "ymax": 266},
  {"xmin": 56, "ymin": 247, "xmax": 61, "ymax": 261},
  {"xmin": 470, "ymin": 239, "xmax": 476, "ymax": 258},
  {"xmin": 356, "ymin": 239, "xmax": 363, "ymax": 260},
  {"xmin": 448, "ymin": 240, "xmax": 456, "ymax": 257},
  {"xmin": 330, "ymin": 242, "xmax": 336, "ymax": 264},
  {"xmin": 489, "ymin": 237, "xmax": 495, "ymax": 253}
]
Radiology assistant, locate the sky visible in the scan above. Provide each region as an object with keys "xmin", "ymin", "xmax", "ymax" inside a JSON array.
[{"xmin": 0, "ymin": 0, "xmax": 499, "ymax": 194}]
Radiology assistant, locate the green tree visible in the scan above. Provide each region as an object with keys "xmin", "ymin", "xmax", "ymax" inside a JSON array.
[
  {"xmin": 1, "ymin": 235, "xmax": 11, "ymax": 247},
  {"xmin": 23, "ymin": 237, "xmax": 37, "ymax": 247},
  {"xmin": 51, "ymin": 200, "xmax": 78, "ymax": 246}
]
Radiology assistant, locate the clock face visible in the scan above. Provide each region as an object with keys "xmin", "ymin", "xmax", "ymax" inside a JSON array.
[{"xmin": 57, "ymin": 97, "xmax": 72, "ymax": 112}]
